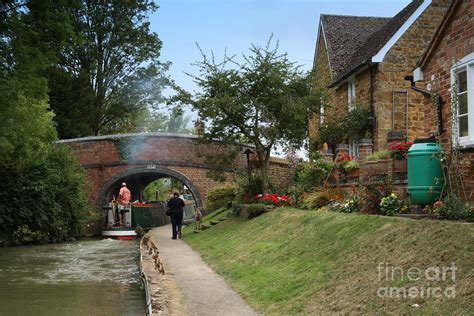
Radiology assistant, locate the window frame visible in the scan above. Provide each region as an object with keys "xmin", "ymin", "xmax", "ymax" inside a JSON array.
[
  {"xmin": 347, "ymin": 76, "xmax": 356, "ymax": 111},
  {"xmin": 320, "ymin": 93, "xmax": 325, "ymax": 125},
  {"xmin": 451, "ymin": 53, "xmax": 474, "ymax": 147},
  {"xmin": 348, "ymin": 139, "xmax": 359, "ymax": 159}
]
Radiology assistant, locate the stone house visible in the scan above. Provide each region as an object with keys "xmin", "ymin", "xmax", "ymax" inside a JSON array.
[
  {"xmin": 310, "ymin": 0, "xmax": 451, "ymax": 158},
  {"xmin": 411, "ymin": 0, "xmax": 473, "ymax": 200}
]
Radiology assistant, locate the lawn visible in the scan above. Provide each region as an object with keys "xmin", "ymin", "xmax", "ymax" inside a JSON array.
[{"xmin": 183, "ymin": 208, "xmax": 474, "ymax": 315}]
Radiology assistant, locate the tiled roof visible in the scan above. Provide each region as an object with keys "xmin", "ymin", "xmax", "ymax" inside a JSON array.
[
  {"xmin": 321, "ymin": 0, "xmax": 425, "ymax": 85},
  {"xmin": 321, "ymin": 15, "xmax": 389, "ymax": 79}
]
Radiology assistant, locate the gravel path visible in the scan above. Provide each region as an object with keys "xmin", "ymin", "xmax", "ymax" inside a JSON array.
[{"xmin": 148, "ymin": 225, "xmax": 258, "ymax": 316}]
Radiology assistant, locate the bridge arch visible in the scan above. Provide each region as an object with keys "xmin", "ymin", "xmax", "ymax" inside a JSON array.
[
  {"xmin": 58, "ymin": 133, "xmax": 294, "ymax": 209},
  {"xmin": 97, "ymin": 165, "xmax": 203, "ymax": 208}
]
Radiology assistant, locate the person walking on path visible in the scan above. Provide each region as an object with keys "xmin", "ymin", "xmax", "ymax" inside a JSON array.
[
  {"xmin": 117, "ymin": 182, "xmax": 131, "ymax": 226},
  {"xmin": 167, "ymin": 191, "xmax": 185, "ymax": 239}
]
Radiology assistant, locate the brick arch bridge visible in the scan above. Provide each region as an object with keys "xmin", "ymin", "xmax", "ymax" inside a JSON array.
[{"xmin": 58, "ymin": 133, "xmax": 294, "ymax": 209}]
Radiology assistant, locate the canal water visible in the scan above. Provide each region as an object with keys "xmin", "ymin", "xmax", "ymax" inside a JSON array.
[{"xmin": 0, "ymin": 238, "xmax": 145, "ymax": 315}]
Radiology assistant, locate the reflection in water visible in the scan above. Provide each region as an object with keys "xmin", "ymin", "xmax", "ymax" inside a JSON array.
[{"xmin": 0, "ymin": 239, "xmax": 145, "ymax": 315}]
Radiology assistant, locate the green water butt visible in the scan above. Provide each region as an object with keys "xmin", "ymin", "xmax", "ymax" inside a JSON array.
[{"xmin": 407, "ymin": 140, "xmax": 445, "ymax": 205}]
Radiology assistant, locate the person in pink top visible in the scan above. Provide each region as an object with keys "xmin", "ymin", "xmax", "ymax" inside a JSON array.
[{"xmin": 117, "ymin": 182, "xmax": 131, "ymax": 225}]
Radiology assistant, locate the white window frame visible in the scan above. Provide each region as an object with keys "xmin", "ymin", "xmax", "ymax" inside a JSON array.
[
  {"xmin": 451, "ymin": 53, "xmax": 474, "ymax": 146},
  {"xmin": 348, "ymin": 77, "xmax": 356, "ymax": 111},
  {"xmin": 348, "ymin": 139, "xmax": 359, "ymax": 159},
  {"xmin": 320, "ymin": 93, "xmax": 325, "ymax": 125}
]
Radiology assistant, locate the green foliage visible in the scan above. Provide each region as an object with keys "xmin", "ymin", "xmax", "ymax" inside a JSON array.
[
  {"xmin": 12, "ymin": 225, "xmax": 49, "ymax": 245},
  {"xmin": 301, "ymin": 188, "xmax": 344, "ymax": 210},
  {"xmin": 314, "ymin": 106, "xmax": 372, "ymax": 156},
  {"xmin": 293, "ymin": 159, "xmax": 334, "ymax": 191},
  {"xmin": 0, "ymin": 146, "xmax": 90, "ymax": 244},
  {"xmin": 205, "ymin": 184, "xmax": 237, "ymax": 212},
  {"xmin": 171, "ymin": 36, "xmax": 317, "ymax": 190},
  {"xmin": 142, "ymin": 178, "xmax": 169, "ymax": 202},
  {"xmin": 341, "ymin": 107, "xmax": 372, "ymax": 140},
  {"xmin": 340, "ymin": 196, "xmax": 364, "ymax": 213},
  {"xmin": 242, "ymin": 203, "xmax": 268, "ymax": 219},
  {"xmin": 236, "ymin": 174, "xmax": 265, "ymax": 197},
  {"xmin": 341, "ymin": 160, "xmax": 359, "ymax": 172},
  {"xmin": 360, "ymin": 180, "xmax": 393, "ymax": 214},
  {"xmin": 366, "ymin": 150, "xmax": 391, "ymax": 161},
  {"xmin": 435, "ymin": 195, "xmax": 473, "ymax": 220},
  {"xmin": 0, "ymin": 1, "xmax": 91, "ymax": 245},
  {"xmin": 315, "ymin": 121, "xmax": 344, "ymax": 152},
  {"xmin": 379, "ymin": 193, "xmax": 404, "ymax": 216},
  {"xmin": 43, "ymin": 0, "xmax": 169, "ymax": 137}
]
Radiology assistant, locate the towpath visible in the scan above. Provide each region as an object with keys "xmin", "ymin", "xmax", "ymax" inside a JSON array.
[{"xmin": 148, "ymin": 225, "xmax": 258, "ymax": 316}]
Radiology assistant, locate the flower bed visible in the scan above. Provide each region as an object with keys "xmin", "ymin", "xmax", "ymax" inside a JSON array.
[{"xmin": 242, "ymin": 193, "xmax": 293, "ymax": 207}]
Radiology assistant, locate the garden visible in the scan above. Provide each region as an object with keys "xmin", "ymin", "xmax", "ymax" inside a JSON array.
[{"xmin": 198, "ymin": 136, "xmax": 473, "ymax": 228}]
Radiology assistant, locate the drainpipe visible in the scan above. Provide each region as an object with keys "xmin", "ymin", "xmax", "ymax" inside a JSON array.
[{"xmin": 404, "ymin": 75, "xmax": 444, "ymax": 136}]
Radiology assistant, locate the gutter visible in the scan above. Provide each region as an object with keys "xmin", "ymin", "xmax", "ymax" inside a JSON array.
[
  {"xmin": 328, "ymin": 62, "xmax": 368, "ymax": 88},
  {"xmin": 404, "ymin": 75, "xmax": 444, "ymax": 136}
]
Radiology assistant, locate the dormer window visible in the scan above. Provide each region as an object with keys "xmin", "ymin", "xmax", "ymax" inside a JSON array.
[{"xmin": 348, "ymin": 77, "xmax": 356, "ymax": 111}]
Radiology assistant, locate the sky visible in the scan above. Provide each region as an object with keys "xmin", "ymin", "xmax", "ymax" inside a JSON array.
[
  {"xmin": 150, "ymin": 0, "xmax": 411, "ymax": 97},
  {"xmin": 148, "ymin": 0, "xmax": 412, "ymax": 154}
]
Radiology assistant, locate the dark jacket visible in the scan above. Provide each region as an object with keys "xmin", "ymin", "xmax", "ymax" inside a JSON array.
[{"xmin": 167, "ymin": 197, "xmax": 185, "ymax": 219}]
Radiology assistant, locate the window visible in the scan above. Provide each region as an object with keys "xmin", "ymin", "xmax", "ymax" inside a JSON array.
[
  {"xmin": 348, "ymin": 77, "xmax": 356, "ymax": 111},
  {"xmin": 452, "ymin": 53, "xmax": 474, "ymax": 146},
  {"xmin": 349, "ymin": 140, "xmax": 359, "ymax": 159},
  {"xmin": 320, "ymin": 94, "xmax": 325, "ymax": 125}
]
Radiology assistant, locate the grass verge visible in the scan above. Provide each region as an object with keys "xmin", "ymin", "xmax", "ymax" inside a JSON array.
[{"xmin": 183, "ymin": 208, "xmax": 473, "ymax": 315}]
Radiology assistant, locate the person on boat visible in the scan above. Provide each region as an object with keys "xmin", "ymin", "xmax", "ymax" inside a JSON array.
[
  {"xmin": 167, "ymin": 191, "xmax": 185, "ymax": 239},
  {"xmin": 117, "ymin": 182, "xmax": 131, "ymax": 226}
]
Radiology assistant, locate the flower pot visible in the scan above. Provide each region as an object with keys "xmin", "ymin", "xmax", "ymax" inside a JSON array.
[
  {"xmin": 393, "ymin": 158, "xmax": 407, "ymax": 173},
  {"xmin": 364, "ymin": 159, "xmax": 390, "ymax": 176},
  {"xmin": 346, "ymin": 168, "xmax": 360, "ymax": 179}
]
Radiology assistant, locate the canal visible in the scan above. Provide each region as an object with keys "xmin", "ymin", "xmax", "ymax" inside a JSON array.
[{"xmin": 0, "ymin": 238, "xmax": 145, "ymax": 315}]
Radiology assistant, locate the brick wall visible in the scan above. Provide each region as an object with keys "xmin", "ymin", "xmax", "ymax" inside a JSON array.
[
  {"xmin": 419, "ymin": 0, "xmax": 474, "ymax": 200},
  {"xmin": 60, "ymin": 134, "xmax": 294, "ymax": 207}
]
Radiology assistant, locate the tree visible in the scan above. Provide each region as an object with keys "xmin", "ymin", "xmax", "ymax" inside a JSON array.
[
  {"xmin": 171, "ymin": 38, "xmax": 318, "ymax": 192},
  {"xmin": 0, "ymin": 0, "xmax": 90, "ymax": 244},
  {"xmin": 47, "ymin": 0, "xmax": 169, "ymax": 138}
]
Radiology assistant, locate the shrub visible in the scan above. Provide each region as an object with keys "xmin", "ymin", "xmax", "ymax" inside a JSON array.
[
  {"xmin": 0, "ymin": 146, "xmax": 90, "ymax": 245},
  {"xmin": 12, "ymin": 225, "xmax": 48, "ymax": 245},
  {"xmin": 435, "ymin": 195, "xmax": 473, "ymax": 220},
  {"xmin": 301, "ymin": 188, "xmax": 344, "ymax": 210},
  {"xmin": 293, "ymin": 159, "xmax": 334, "ymax": 191},
  {"xmin": 379, "ymin": 193, "xmax": 404, "ymax": 216},
  {"xmin": 205, "ymin": 183, "xmax": 237, "ymax": 212},
  {"xmin": 360, "ymin": 180, "xmax": 392, "ymax": 214},
  {"xmin": 236, "ymin": 174, "xmax": 276, "ymax": 197},
  {"xmin": 342, "ymin": 160, "xmax": 359, "ymax": 172},
  {"xmin": 366, "ymin": 150, "xmax": 391, "ymax": 161},
  {"xmin": 340, "ymin": 196, "xmax": 364, "ymax": 213},
  {"xmin": 242, "ymin": 203, "xmax": 268, "ymax": 219}
]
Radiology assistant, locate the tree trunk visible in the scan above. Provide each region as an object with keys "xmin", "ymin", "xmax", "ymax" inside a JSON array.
[{"xmin": 260, "ymin": 149, "xmax": 271, "ymax": 194}]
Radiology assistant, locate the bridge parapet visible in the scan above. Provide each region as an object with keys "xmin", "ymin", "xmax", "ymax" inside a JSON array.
[{"xmin": 58, "ymin": 133, "xmax": 294, "ymax": 208}]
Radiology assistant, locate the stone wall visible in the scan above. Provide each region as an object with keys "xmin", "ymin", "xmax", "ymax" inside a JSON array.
[
  {"xmin": 373, "ymin": 0, "xmax": 451, "ymax": 151},
  {"xmin": 309, "ymin": 30, "xmax": 336, "ymax": 139},
  {"xmin": 310, "ymin": 0, "xmax": 450, "ymax": 152}
]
